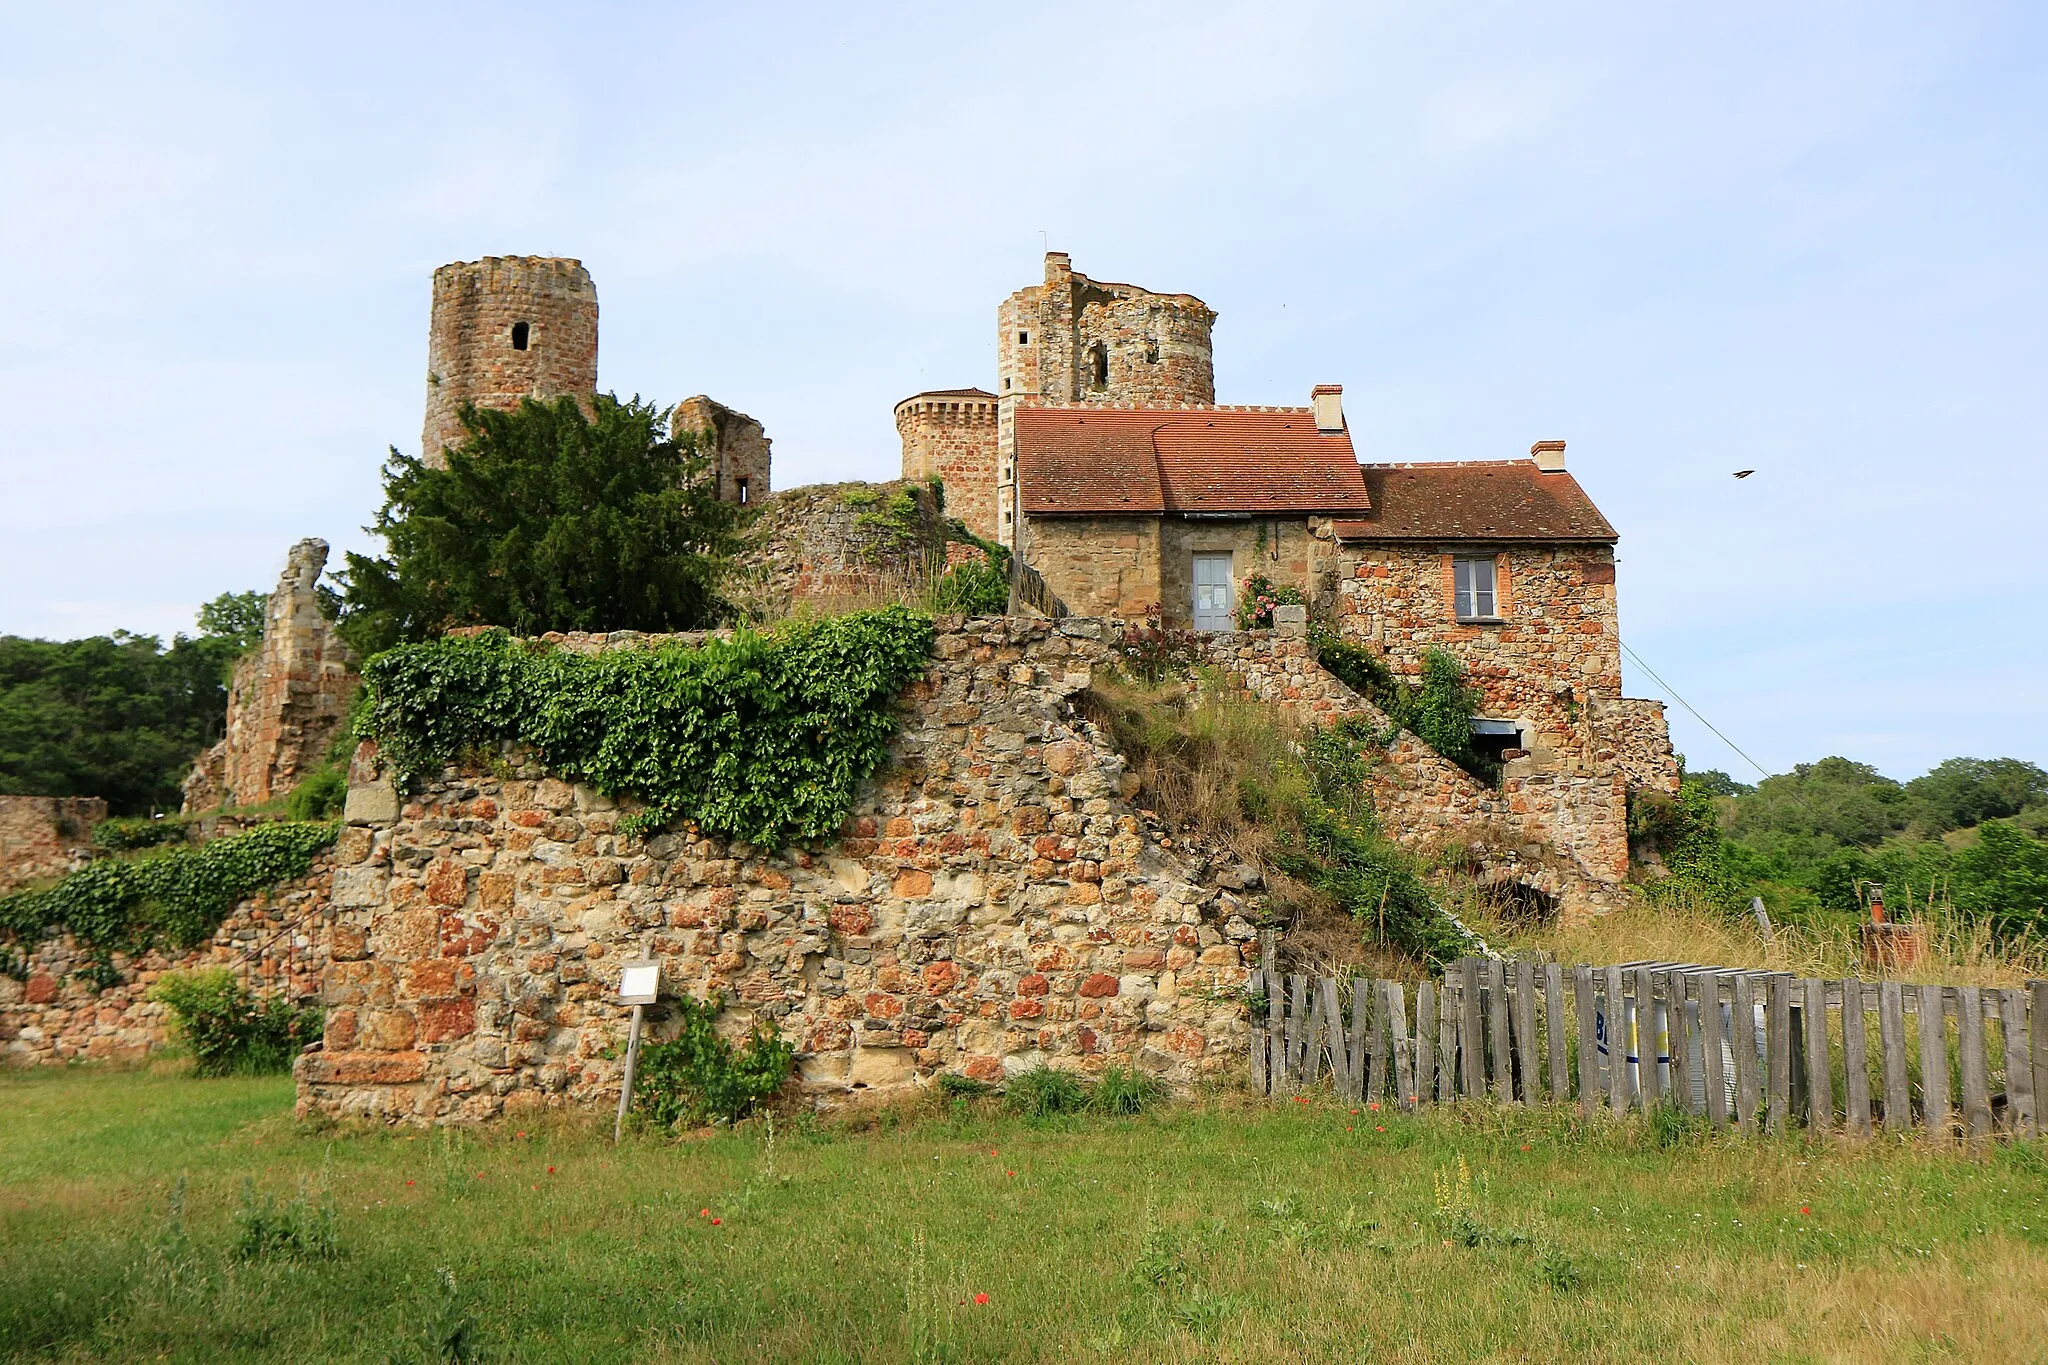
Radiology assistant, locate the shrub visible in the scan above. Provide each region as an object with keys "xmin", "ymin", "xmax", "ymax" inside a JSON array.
[
  {"xmin": 357, "ymin": 608, "xmax": 933, "ymax": 845},
  {"xmin": 1113, "ymin": 623, "xmax": 1202, "ymax": 685},
  {"xmin": 232, "ymin": 1177, "xmax": 340, "ymax": 1260},
  {"xmin": 91, "ymin": 816, "xmax": 191, "ymax": 852},
  {"xmin": 285, "ymin": 767, "xmax": 348, "ymax": 822},
  {"xmin": 1091, "ymin": 1065, "xmax": 1166, "ymax": 1116},
  {"xmin": 936, "ymin": 1072, "xmax": 994, "ymax": 1098},
  {"xmin": 1005, "ymin": 1066, "xmax": 1091, "ymax": 1117},
  {"xmin": 150, "ymin": 969, "xmax": 321, "ymax": 1076},
  {"xmin": 932, "ymin": 556, "xmax": 1010, "ymax": 615},
  {"xmin": 1234, "ymin": 572, "xmax": 1305, "ymax": 631},
  {"xmin": 0, "ymin": 820, "xmax": 338, "ymax": 960},
  {"xmin": 631, "ymin": 991, "xmax": 794, "ymax": 1128}
]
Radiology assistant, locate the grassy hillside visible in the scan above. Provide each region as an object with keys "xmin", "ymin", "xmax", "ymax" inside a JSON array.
[{"xmin": 3, "ymin": 1067, "xmax": 2045, "ymax": 1362}]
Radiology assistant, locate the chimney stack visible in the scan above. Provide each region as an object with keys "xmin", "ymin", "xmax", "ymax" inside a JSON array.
[
  {"xmin": 1312, "ymin": 384, "xmax": 1344, "ymax": 433},
  {"xmin": 1530, "ymin": 439, "xmax": 1566, "ymax": 472}
]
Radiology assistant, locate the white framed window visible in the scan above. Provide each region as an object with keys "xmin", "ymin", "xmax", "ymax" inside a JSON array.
[{"xmin": 1453, "ymin": 555, "xmax": 1498, "ymax": 620}]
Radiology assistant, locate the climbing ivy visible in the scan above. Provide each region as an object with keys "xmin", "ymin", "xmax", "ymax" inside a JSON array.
[
  {"xmin": 0, "ymin": 821, "xmax": 339, "ymax": 966},
  {"xmin": 358, "ymin": 607, "xmax": 935, "ymax": 845}
]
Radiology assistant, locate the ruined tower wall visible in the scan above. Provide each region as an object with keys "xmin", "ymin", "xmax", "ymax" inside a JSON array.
[
  {"xmin": 894, "ymin": 391, "xmax": 999, "ymax": 539},
  {"xmin": 183, "ymin": 539, "xmax": 359, "ymax": 813},
  {"xmin": 672, "ymin": 396, "xmax": 772, "ymax": 506},
  {"xmin": 422, "ymin": 257, "xmax": 598, "ymax": 467},
  {"xmin": 993, "ymin": 253, "xmax": 1218, "ymax": 545}
]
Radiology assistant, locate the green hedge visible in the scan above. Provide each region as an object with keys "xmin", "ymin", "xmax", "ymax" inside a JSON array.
[
  {"xmin": 0, "ymin": 821, "xmax": 338, "ymax": 963},
  {"xmin": 358, "ymin": 607, "xmax": 935, "ymax": 846}
]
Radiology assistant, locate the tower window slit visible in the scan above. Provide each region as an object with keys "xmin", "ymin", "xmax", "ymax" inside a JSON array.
[{"xmin": 510, "ymin": 321, "xmax": 530, "ymax": 351}]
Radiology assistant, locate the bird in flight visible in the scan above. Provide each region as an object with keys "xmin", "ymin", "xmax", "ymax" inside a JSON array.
[{"xmin": 1732, "ymin": 469, "xmax": 1755, "ymax": 479}]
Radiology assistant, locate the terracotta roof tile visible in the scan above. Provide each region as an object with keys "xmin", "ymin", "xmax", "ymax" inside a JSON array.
[
  {"xmin": 1333, "ymin": 462, "xmax": 1615, "ymax": 543},
  {"xmin": 1016, "ymin": 406, "xmax": 1369, "ymax": 516}
]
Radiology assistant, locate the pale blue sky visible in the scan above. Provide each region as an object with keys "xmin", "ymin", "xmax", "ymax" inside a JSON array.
[{"xmin": 3, "ymin": 2, "xmax": 2043, "ymax": 781}]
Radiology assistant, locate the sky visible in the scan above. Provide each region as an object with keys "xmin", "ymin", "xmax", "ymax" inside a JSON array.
[{"xmin": 3, "ymin": 2, "xmax": 2043, "ymax": 782}]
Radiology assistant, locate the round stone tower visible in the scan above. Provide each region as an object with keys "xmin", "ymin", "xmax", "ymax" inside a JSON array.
[
  {"xmin": 895, "ymin": 388, "xmax": 1000, "ymax": 539},
  {"xmin": 995, "ymin": 252, "xmax": 1217, "ymax": 408},
  {"xmin": 422, "ymin": 256, "xmax": 598, "ymax": 466}
]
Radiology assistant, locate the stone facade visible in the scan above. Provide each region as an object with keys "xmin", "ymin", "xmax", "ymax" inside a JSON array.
[
  {"xmin": 183, "ymin": 539, "xmax": 359, "ymax": 813},
  {"xmin": 1024, "ymin": 516, "xmax": 1161, "ymax": 618},
  {"xmin": 1193, "ymin": 632, "xmax": 1629, "ymax": 902},
  {"xmin": 673, "ymin": 395, "xmax": 772, "ymax": 507},
  {"xmin": 296, "ymin": 617, "xmax": 1267, "ymax": 1124},
  {"xmin": 0, "ymin": 796, "xmax": 104, "ymax": 898},
  {"xmin": 0, "ymin": 855, "xmax": 335, "ymax": 1065},
  {"xmin": 1609, "ymin": 698, "xmax": 1683, "ymax": 796},
  {"xmin": 422, "ymin": 257, "xmax": 599, "ymax": 467},
  {"xmin": 1332, "ymin": 542, "xmax": 1619, "ymax": 771},
  {"xmin": 894, "ymin": 390, "xmax": 999, "ymax": 540}
]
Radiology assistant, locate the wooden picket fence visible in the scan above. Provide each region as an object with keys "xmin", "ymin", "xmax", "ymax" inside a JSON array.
[{"xmin": 1248, "ymin": 942, "xmax": 2048, "ymax": 1140}]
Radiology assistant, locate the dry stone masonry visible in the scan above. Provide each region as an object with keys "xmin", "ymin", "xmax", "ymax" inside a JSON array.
[
  {"xmin": 0, "ymin": 797, "xmax": 103, "ymax": 899},
  {"xmin": 298, "ymin": 617, "xmax": 1268, "ymax": 1123}
]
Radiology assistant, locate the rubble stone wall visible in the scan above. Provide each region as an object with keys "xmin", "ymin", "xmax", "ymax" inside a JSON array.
[
  {"xmin": 0, "ymin": 796, "xmax": 104, "ymax": 898},
  {"xmin": 298, "ymin": 617, "xmax": 1265, "ymax": 1124},
  {"xmin": 1192, "ymin": 632, "xmax": 1629, "ymax": 902},
  {"xmin": 1605, "ymin": 697, "xmax": 1683, "ymax": 797},
  {"xmin": 732, "ymin": 481, "xmax": 947, "ymax": 618},
  {"xmin": 0, "ymin": 856, "xmax": 335, "ymax": 1066}
]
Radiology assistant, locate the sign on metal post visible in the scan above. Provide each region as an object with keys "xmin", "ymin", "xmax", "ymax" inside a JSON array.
[{"xmin": 613, "ymin": 960, "xmax": 660, "ymax": 1143}]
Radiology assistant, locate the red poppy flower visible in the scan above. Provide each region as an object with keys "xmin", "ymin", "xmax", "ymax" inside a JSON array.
[
  {"xmin": 405, "ymin": 1180, "xmax": 415, "ymax": 1186},
  {"xmin": 547, "ymin": 1166, "xmax": 556, "ymax": 1174},
  {"xmin": 974, "ymin": 1293, "xmax": 990, "ymax": 1305},
  {"xmin": 700, "ymin": 1208, "xmax": 711, "ymax": 1217},
  {"xmin": 1800, "ymin": 1206, "xmax": 1810, "ymax": 1216},
  {"xmin": 711, "ymin": 1217, "xmax": 723, "ymax": 1226}
]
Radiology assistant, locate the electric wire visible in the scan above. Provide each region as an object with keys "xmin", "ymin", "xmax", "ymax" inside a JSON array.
[{"xmin": 1618, "ymin": 639, "xmax": 1773, "ymax": 782}]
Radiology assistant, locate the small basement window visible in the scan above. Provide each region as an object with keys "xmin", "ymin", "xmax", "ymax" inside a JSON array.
[
  {"xmin": 1470, "ymin": 718, "xmax": 1524, "ymax": 767},
  {"xmin": 510, "ymin": 321, "xmax": 530, "ymax": 351},
  {"xmin": 1453, "ymin": 554, "xmax": 1498, "ymax": 620}
]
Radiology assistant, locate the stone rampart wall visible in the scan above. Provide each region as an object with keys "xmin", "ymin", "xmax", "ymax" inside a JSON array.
[
  {"xmin": 0, "ymin": 796, "xmax": 104, "ymax": 898},
  {"xmin": 1603, "ymin": 697, "xmax": 1683, "ymax": 797},
  {"xmin": 0, "ymin": 856, "xmax": 335, "ymax": 1066},
  {"xmin": 298, "ymin": 617, "xmax": 1265, "ymax": 1124},
  {"xmin": 733, "ymin": 481, "xmax": 946, "ymax": 617}
]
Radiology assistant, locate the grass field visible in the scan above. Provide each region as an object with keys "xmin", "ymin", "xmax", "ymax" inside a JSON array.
[{"xmin": 5, "ymin": 1067, "xmax": 2048, "ymax": 1362}]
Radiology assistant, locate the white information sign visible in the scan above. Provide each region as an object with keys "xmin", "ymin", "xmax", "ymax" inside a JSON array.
[{"xmin": 618, "ymin": 961, "xmax": 661, "ymax": 1005}]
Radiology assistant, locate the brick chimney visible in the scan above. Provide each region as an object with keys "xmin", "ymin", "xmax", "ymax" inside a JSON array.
[
  {"xmin": 1530, "ymin": 439, "xmax": 1566, "ymax": 472},
  {"xmin": 1312, "ymin": 384, "xmax": 1344, "ymax": 433}
]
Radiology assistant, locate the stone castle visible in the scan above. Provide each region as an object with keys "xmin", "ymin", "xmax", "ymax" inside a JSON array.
[{"xmin": 4, "ymin": 250, "xmax": 1680, "ymax": 1117}]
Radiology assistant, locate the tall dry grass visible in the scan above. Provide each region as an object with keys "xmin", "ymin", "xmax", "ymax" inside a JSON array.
[{"xmin": 1463, "ymin": 884, "xmax": 2048, "ymax": 987}]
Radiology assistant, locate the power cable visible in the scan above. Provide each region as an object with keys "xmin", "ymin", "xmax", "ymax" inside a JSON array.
[{"xmin": 1618, "ymin": 639, "xmax": 1773, "ymax": 782}]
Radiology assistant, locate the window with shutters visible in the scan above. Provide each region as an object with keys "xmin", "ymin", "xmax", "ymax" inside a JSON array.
[{"xmin": 1453, "ymin": 555, "xmax": 1499, "ymax": 621}]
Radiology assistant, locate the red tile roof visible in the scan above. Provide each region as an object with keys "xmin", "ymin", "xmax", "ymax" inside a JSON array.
[
  {"xmin": 1333, "ymin": 462, "xmax": 1615, "ymax": 543},
  {"xmin": 1016, "ymin": 405, "xmax": 1370, "ymax": 516}
]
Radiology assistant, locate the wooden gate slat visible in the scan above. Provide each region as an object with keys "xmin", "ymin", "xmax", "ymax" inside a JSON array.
[
  {"xmin": 1700, "ymin": 970, "xmax": 1728, "ymax": 1126},
  {"xmin": 2000, "ymin": 988, "xmax": 2034, "ymax": 1138},
  {"xmin": 1606, "ymin": 965, "xmax": 1629, "ymax": 1115},
  {"xmin": 1321, "ymin": 977, "xmax": 1349, "ymax": 1096},
  {"xmin": 1573, "ymin": 965, "xmax": 1598, "ymax": 1116},
  {"xmin": 1512, "ymin": 961, "xmax": 1538, "ymax": 1102},
  {"xmin": 1919, "ymin": 983, "xmax": 1950, "ymax": 1139},
  {"xmin": 1667, "ymin": 969, "xmax": 1694, "ymax": 1115},
  {"xmin": 1387, "ymin": 980, "xmax": 1415, "ymax": 1111},
  {"xmin": 1842, "ymin": 977, "xmax": 1871, "ymax": 1138},
  {"xmin": 1880, "ymin": 981, "xmax": 1910, "ymax": 1135},
  {"xmin": 1367, "ymin": 979, "xmax": 1388, "ymax": 1106},
  {"xmin": 1487, "ymin": 959, "xmax": 1513, "ymax": 1102},
  {"xmin": 1546, "ymin": 964, "xmax": 1568, "ymax": 1103},
  {"xmin": 1767, "ymin": 976, "xmax": 1793, "ymax": 1136},
  {"xmin": 1634, "ymin": 965, "xmax": 1661, "ymax": 1112},
  {"xmin": 1347, "ymin": 978, "xmax": 1371, "ymax": 1102},
  {"xmin": 2033, "ymin": 982, "xmax": 2048, "ymax": 1142},
  {"xmin": 1415, "ymin": 981, "xmax": 1436, "ymax": 1110},
  {"xmin": 1958, "ymin": 986, "xmax": 1993, "ymax": 1139},
  {"xmin": 1732, "ymin": 974, "xmax": 1760, "ymax": 1132},
  {"xmin": 1804, "ymin": 977, "xmax": 1832, "ymax": 1134},
  {"xmin": 1460, "ymin": 959, "xmax": 1485, "ymax": 1100},
  {"xmin": 1438, "ymin": 972, "xmax": 1459, "ymax": 1103}
]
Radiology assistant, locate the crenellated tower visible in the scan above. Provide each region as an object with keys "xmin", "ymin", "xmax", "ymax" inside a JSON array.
[
  {"xmin": 893, "ymin": 389, "xmax": 1000, "ymax": 539},
  {"xmin": 422, "ymin": 256, "xmax": 599, "ymax": 467}
]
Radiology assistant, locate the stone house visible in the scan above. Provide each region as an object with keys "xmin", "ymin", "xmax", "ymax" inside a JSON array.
[{"xmin": 897, "ymin": 251, "xmax": 1678, "ymax": 806}]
